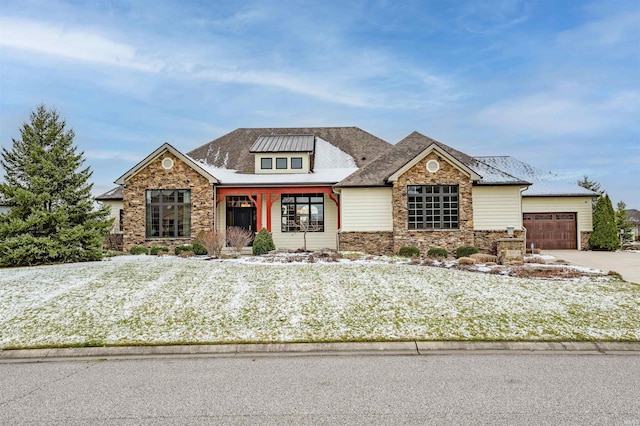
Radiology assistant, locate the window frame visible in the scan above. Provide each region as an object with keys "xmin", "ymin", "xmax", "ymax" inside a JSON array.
[
  {"xmin": 281, "ymin": 193, "xmax": 325, "ymax": 233},
  {"xmin": 291, "ymin": 157, "xmax": 303, "ymax": 169},
  {"xmin": 145, "ymin": 189, "xmax": 191, "ymax": 238},
  {"xmin": 407, "ymin": 185, "xmax": 459, "ymax": 230},
  {"xmin": 261, "ymin": 158, "xmax": 273, "ymax": 169},
  {"xmin": 276, "ymin": 157, "xmax": 288, "ymax": 169}
]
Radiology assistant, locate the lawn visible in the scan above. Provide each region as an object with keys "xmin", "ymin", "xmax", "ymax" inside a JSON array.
[{"xmin": 1, "ymin": 255, "xmax": 639, "ymax": 349}]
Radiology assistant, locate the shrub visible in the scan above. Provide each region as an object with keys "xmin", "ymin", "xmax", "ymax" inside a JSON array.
[
  {"xmin": 192, "ymin": 241, "xmax": 208, "ymax": 255},
  {"xmin": 252, "ymin": 228, "xmax": 275, "ymax": 255},
  {"xmin": 470, "ymin": 253, "xmax": 497, "ymax": 263},
  {"xmin": 150, "ymin": 246, "xmax": 169, "ymax": 255},
  {"xmin": 129, "ymin": 246, "xmax": 148, "ymax": 255},
  {"xmin": 226, "ymin": 227, "xmax": 254, "ymax": 254},
  {"xmin": 196, "ymin": 230, "xmax": 226, "ymax": 258},
  {"xmin": 178, "ymin": 251, "xmax": 194, "ymax": 258},
  {"xmin": 456, "ymin": 246, "xmax": 479, "ymax": 258},
  {"xmin": 398, "ymin": 246, "xmax": 420, "ymax": 257},
  {"xmin": 457, "ymin": 257, "xmax": 477, "ymax": 265},
  {"xmin": 427, "ymin": 247, "xmax": 448, "ymax": 258},
  {"xmin": 174, "ymin": 244, "xmax": 193, "ymax": 255}
]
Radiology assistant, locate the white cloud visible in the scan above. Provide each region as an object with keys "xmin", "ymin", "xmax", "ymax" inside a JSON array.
[
  {"xmin": 84, "ymin": 150, "xmax": 145, "ymax": 163},
  {"xmin": 0, "ymin": 17, "xmax": 163, "ymax": 72}
]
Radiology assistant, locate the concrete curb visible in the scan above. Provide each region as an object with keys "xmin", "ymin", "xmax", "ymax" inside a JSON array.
[{"xmin": 1, "ymin": 341, "xmax": 640, "ymax": 363}]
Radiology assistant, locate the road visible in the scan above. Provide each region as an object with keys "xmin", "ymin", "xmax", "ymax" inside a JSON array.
[{"xmin": 1, "ymin": 354, "xmax": 639, "ymax": 425}]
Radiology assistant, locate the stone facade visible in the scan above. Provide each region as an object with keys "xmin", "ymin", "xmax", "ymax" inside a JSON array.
[
  {"xmin": 392, "ymin": 152, "xmax": 474, "ymax": 254},
  {"xmin": 473, "ymin": 230, "xmax": 525, "ymax": 254},
  {"xmin": 339, "ymin": 231, "xmax": 394, "ymax": 255},
  {"xmin": 580, "ymin": 231, "xmax": 591, "ymax": 251},
  {"xmin": 122, "ymin": 152, "xmax": 214, "ymax": 252},
  {"xmin": 496, "ymin": 238, "xmax": 525, "ymax": 265}
]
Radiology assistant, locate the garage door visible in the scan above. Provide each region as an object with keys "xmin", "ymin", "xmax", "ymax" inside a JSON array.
[{"xmin": 523, "ymin": 212, "xmax": 577, "ymax": 250}]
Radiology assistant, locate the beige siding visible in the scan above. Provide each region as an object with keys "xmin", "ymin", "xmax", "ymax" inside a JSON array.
[
  {"xmin": 522, "ymin": 196, "xmax": 593, "ymax": 233},
  {"xmin": 472, "ymin": 186, "xmax": 523, "ymax": 231},
  {"xmin": 254, "ymin": 153, "xmax": 310, "ymax": 174},
  {"xmin": 270, "ymin": 194, "xmax": 339, "ymax": 250},
  {"xmin": 340, "ymin": 187, "xmax": 393, "ymax": 232},
  {"xmin": 100, "ymin": 200, "xmax": 124, "ymax": 233}
]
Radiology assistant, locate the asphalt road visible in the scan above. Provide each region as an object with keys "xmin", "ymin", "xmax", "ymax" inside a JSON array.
[{"xmin": 1, "ymin": 354, "xmax": 639, "ymax": 425}]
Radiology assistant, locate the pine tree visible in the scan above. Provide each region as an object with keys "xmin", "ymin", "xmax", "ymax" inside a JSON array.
[
  {"xmin": 0, "ymin": 105, "xmax": 113, "ymax": 266},
  {"xmin": 577, "ymin": 176, "xmax": 603, "ymax": 195},
  {"xmin": 588, "ymin": 194, "xmax": 620, "ymax": 251}
]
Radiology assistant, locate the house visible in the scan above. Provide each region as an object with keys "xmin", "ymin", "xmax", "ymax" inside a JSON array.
[
  {"xmin": 627, "ymin": 209, "xmax": 640, "ymax": 242},
  {"xmin": 97, "ymin": 127, "xmax": 596, "ymax": 255}
]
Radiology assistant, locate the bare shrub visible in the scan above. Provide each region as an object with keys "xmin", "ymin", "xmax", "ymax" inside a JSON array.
[
  {"xmin": 178, "ymin": 251, "xmax": 194, "ymax": 258},
  {"xmin": 196, "ymin": 230, "xmax": 226, "ymax": 258},
  {"xmin": 226, "ymin": 227, "xmax": 253, "ymax": 255},
  {"xmin": 421, "ymin": 258, "xmax": 435, "ymax": 266},
  {"xmin": 457, "ymin": 257, "xmax": 477, "ymax": 265},
  {"xmin": 470, "ymin": 253, "xmax": 497, "ymax": 263},
  {"xmin": 509, "ymin": 266, "xmax": 592, "ymax": 279},
  {"xmin": 525, "ymin": 256, "xmax": 547, "ymax": 264},
  {"xmin": 485, "ymin": 261, "xmax": 497, "ymax": 266}
]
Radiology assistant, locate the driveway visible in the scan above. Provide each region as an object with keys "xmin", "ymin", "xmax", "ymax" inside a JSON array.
[{"xmin": 543, "ymin": 250, "xmax": 640, "ymax": 284}]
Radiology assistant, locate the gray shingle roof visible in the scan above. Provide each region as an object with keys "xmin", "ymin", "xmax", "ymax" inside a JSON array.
[
  {"xmin": 250, "ymin": 134, "xmax": 315, "ymax": 153},
  {"xmin": 187, "ymin": 127, "xmax": 391, "ymax": 173},
  {"xmin": 95, "ymin": 185, "xmax": 123, "ymax": 200},
  {"xmin": 336, "ymin": 131, "xmax": 530, "ymax": 187}
]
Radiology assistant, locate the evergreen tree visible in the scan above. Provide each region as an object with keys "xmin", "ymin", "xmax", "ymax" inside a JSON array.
[
  {"xmin": 0, "ymin": 105, "xmax": 113, "ymax": 266},
  {"xmin": 588, "ymin": 194, "xmax": 620, "ymax": 251},
  {"xmin": 577, "ymin": 175, "xmax": 603, "ymax": 195},
  {"xmin": 615, "ymin": 201, "xmax": 633, "ymax": 245}
]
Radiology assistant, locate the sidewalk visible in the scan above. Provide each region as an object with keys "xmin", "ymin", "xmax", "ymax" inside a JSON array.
[
  {"xmin": 544, "ymin": 250, "xmax": 640, "ymax": 284},
  {"xmin": 2, "ymin": 341, "xmax": 640, "ymax": 363}
]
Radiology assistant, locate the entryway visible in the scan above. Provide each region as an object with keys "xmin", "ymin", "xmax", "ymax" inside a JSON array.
[{"xmin": 226, "ymin": 196, "xmax": 257, "ymax": 234}]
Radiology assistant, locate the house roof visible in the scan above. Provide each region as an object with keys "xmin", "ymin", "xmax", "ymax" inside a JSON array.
[
  {"xmin": 249, "ymin": 134, "xmax": 315, "ymax": 153},
  {"xmin": 336, "ymin": 131, "xmax": 529, "ymax": 187},
  {"xmin": 114, "ymin": 143, "xmax": 219, "ymax": 185},
  {"xmin": 187, "ymin": 127, "xmax": 391, "ymax": 173},
  {"xmin": 476, "ymin": 156, "xmax": 598, "ymax": 197},
  {"xmin": 95, "ymin": 185, "xmax": 123, "ymax": 201}
]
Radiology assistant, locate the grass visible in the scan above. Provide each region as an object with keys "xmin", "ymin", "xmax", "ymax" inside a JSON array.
[{"xmin": 0, "ymin": 256, "xmax": 639, "ymax": 349}]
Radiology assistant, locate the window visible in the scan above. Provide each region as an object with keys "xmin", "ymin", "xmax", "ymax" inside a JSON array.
[
  {"xmin": 291, "ymin": 157, "xmax": 303, "ymax": 169},
  {"xmin": 281, "ymin": 194, "xmax": 324, "ymax": 232},
  {"xmin": 146, "ymin": 189, "xmax": 191, "ymax": 238},
  {"xmin": 276, "ymin": 157, "xmax": 287, "ymax": 169},
  {"xmin": 261, "ymin": 158, "xmax": 272, "ymax": 169},
  {"xmin": 119, "ymin": 209, "xmax": 124, "ymax": 232},
  {"xmin": 408, "ymin": 185, "xmax": 459, "ymax": 229}
]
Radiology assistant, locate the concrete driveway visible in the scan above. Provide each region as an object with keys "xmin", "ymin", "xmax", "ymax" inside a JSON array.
[{"xmin": 543, "ymin": 250, "xmax": 640, "ymax": 284}]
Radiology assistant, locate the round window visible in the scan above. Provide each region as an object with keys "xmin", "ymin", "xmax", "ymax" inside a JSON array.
[
  {"xmin": 426, "ymin": 159, "xmax": 439, "ymax": 173},
  {"xmin": 162, "ymin": 158, "xmax": 174, "ymax": 170}
]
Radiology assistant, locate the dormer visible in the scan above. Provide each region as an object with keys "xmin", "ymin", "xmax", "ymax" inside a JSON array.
[{"xmin": 250, "ymin": 134, "xmax": 315, "ymax": 174}]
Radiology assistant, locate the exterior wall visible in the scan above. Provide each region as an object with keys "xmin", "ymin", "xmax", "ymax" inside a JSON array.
[
  {"xmin": 338, "ymin": 231, "xmax": 394, "ymax": 255},
  {"xmin": 473, "ymin": 230, "xmax": 525, "ymax": 254},
  {"xmin": 472, "ymin": 186, "xmax": 523, "ymax": 230},
  {"xmin": 254, "ymin": 153, "xmax": 310, "ymax": 174},
  {"xmin": 496, "ymin": 238, "xmax": 525, "ymax": 265},
  {"xmin": 522, "ymin": 196, "xmax": 593, "ymax": 250},
  {"xmin": 123, "ymin": 152, "xmax": 214, "ymax": 252},
  {"xmin": 340, "ymin": 187, "xmax": 393, "ymax": 232},
  {"xmin": 99, "ymin": 200, "xmax": 124, "ymax": 233},
  {"xmin": 392, "ymin": 152, "xmax": 474, "ymax": 254},
  {"xmin": 269, "ymin": 194, "xmax": 339, "ymax": 250}
]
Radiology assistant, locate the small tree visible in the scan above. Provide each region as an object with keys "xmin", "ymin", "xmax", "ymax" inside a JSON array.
[
  {"xmin": 589, "ymin": 194, "xmax": 620, "ymax": 251},
  {"xmin": 298, "ymin": 216, "xmax": 321, "ymax": 251},
  {"xmin": 195, "ymin": 229, "xmax": 225, "ymax": 258},
  {"xmin": 0, "ymin": 105, "xmax": 112, "ymax": 266},
  {"xmin": 615, "ymin": 201, "xmax": 634, "ymax": 245},
  {"xmin": 252, "ymin": 228, "xmax": 275, "ymax": 255},
  {"xmin": 226, "ymin": 226, "xmax": 253, "ymax": 255}
]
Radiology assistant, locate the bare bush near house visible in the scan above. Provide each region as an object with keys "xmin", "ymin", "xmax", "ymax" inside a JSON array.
[
  {"xmin": 470, "ymin": 253, "xmax": 498, "ymax": 263},
  {"xmin": 457, "ymin": 257, "xmax": 477, "ymax": 265},
  {"xmin": 226, "ymin": 227, "xmax": 253, "ymax": 254},
  {"xmin": 196, "ymin": 230, "xmax": 225, "ymax": 258}
]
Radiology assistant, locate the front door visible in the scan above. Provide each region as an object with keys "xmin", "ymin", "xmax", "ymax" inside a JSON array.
[{"xmin": 231, "ymin": 207, "xmax": 255, "ymax": 232}]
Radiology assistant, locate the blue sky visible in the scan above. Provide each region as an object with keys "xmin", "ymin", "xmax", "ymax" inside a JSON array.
[{"xmin": 1, "ymin": 0, "xmax": 638, "ymax": 207}]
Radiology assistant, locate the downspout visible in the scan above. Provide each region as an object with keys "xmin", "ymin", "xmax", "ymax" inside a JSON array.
[
  {"xmin": 213, "ymin": 184, "xmax": 217, "ymax": 232},
  {"xmin": 333, "ymin": 187, "xmax": 341, "ymax": 251}
]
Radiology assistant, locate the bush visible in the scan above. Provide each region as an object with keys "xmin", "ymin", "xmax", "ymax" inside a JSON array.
[
  {"xmin": 150, "ymin": 246, "xmax": 169, "ymax": 255},
  {"xmin": 427, "ymin": 247, "xmax": 448, "ymax": 258},
  {"xmin": 129, "ymin": 246, "xmax": 148, "ymax": 255},
  {"xmin": 192, "ymin": 241, "xmax": 208, "ymax": 255},
  {"xmin": 457, "ymin": 257, "xmax": 477, "ymax": 265},
  {"xmin": 226, "ymin": 227, "xmax": 254, "ymax": 254},
  {"xmin": 470, "ymin": 253, "xmax": 497, "ymax": 263},
  {"xmin": 252, "ymin": 228, "xmax": 275, "ymax": 255},
  {"xmin": 456, "ymin": 246, "xmax": 479, "ymax": 258},
  {"xmin": 174, "ymin": 244, "xmax": 193, "ymax": 255},
  {"xmin": 398, "ymin": 246, "xmax": 420, "ymax": 257},
  {"xmin": 196, "ymin": 230, "xmax": 226, "ymax": 258}
]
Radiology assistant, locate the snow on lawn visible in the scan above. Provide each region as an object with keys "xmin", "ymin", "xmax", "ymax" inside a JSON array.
[{"xmin": 1, "ymin": 256, "xmax": 639, "ymax": 349}]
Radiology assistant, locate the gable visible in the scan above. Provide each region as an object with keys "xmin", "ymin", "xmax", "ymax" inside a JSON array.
[{"xmin": 387, "ymin": 144, "xmax": 481, "ymax": 183}]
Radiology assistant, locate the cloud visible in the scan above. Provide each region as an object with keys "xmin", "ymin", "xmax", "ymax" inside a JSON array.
[
  {"xmin": 84, "ymin": 150, "xmax": 146, "ymax": 163},
  {"xmin": 455, "ymin": 0, "xmax": 531, "ymax": 34},
  {"xmin": 0, "ymin": 17, "xmax": 163, "ymax": 72}
]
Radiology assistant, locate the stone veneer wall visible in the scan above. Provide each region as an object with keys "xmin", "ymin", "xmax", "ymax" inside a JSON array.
[
  {"xmin": 392, "ymin": 152, "xmax": 474, "ymax": 254},
  {"xmin": 123, "ymin": 152, "xmax": 214, "ymax": 252},
  {"xmin": 473, "ymin": 230, "xmax": 525, "ymax": 254},
  {"xmin": 580, "ymin": 231, "xmax": 591, "ymax": 251},
  {"xmin": 496, "ymin": 238, "xmax": 525, "ymax": 265},
  {"xmin": 339, "ymin": 231, "xmax": 394, "ymax": 255}
]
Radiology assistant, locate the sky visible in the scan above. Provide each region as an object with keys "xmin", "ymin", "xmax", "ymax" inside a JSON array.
[{"xmin": 1, "ymin": 0, "xmax": 638, "ymax": 207}]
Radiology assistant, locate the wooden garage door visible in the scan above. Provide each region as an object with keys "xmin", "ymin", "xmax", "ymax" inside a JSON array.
[{"xmin": 523, "ymin": 212, "xmax": 577, "ymax": 250}]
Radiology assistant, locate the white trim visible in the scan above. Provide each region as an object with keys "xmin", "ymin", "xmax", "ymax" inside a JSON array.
[
  {"xmin": 387, "ymin": 144, "xmax": 481, "ymax": 182},
  {"xmin": 114, "ymin": 143, "xmax": 219, "ymax": 185}
]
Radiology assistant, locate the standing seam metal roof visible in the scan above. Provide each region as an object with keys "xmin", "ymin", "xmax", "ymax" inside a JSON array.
[{"xmin": 250, "ymin": 134, "xmax": 315, "ymax": 153}]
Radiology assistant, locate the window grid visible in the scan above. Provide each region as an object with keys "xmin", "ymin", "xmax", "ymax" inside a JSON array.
[
  {"xmin": 408, "ymin": 185, "xmax": 459, "ymax": 230},
  {"xmin": 146, "ymin": 189, "xmax": 191, "ymax": 238},
  {"xmin": 281, "ymin": 194, "xmax": 324, "ymax": 232}
]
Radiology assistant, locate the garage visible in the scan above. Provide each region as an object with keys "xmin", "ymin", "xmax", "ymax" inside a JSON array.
[{"xmin": 523, "ymin": 212, "xmax": 577, "ymax": 250}]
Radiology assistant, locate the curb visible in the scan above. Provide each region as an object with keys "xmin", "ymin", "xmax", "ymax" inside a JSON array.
[{"xmin": 2, "ymin": 341, "xmax": 640, "ymax": 363}]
